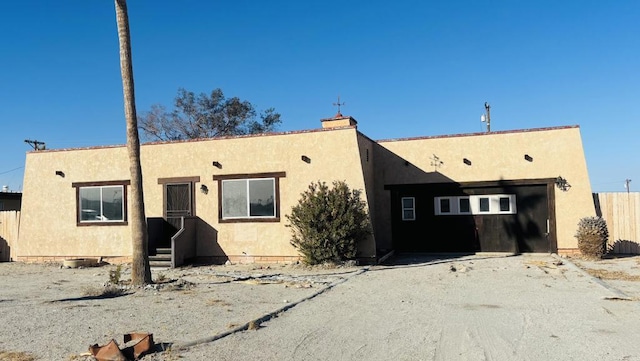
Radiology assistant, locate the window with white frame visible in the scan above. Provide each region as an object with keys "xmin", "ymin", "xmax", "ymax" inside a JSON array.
[
  {"xmin": 401, "ymin": 197, "xmax": 415, "ymax": 221},
  {"xmin": 435, "ymin": 194, "xmax": 516, "ymax": 215},
  {"xmin": 478, "ymin": 197, "xmax": 491, "ymax": 213},
  {"xmin": 214, "ymin": 172, "xmax": 285, "ymax": 222},
  {"xmin": 458, "ymin": 197, "xmax": 471, "ymax": 214},
  {"xmin": 73, "ymin": 181, "xmax": 129, "ymax": 225}
]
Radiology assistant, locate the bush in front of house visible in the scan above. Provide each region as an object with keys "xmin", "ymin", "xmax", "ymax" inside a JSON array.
[
  {"xmin": 575, "ymin": 216, "xmax": 609, "ymax": 258},
  {"xmin": 287, "ymin": 180, "xmax": 371, "ymax": 265}
]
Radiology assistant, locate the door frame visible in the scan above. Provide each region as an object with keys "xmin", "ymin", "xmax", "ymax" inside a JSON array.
[{"xmin": 157, "ymin": 176, "xmax": 200, "ymax": 220}]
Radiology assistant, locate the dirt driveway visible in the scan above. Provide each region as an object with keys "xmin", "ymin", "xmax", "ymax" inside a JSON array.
[{"xmin": 1, "ymin": 254, "xmax": 639, "ymax": 360}]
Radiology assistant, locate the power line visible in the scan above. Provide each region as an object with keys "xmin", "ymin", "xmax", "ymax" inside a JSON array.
[{"xmin": 0, "ymin": 166, "xmax": 24, "ymax": 176}]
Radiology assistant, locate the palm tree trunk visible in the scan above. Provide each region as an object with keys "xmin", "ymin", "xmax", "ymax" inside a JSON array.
[{"xmin": 115, "ymin": 0, "xmax": 151, "ymax": 285}]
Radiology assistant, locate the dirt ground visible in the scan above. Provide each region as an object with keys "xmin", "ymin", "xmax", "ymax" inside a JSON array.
[{"xmin": 1, "ymin": 254, "xmax": 639, "ymax": 360}]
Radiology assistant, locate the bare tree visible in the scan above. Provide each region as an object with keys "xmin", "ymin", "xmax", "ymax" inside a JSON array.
[{"xmin": 115, "ymin": 0, "xmax": 151, "ymax": 285}]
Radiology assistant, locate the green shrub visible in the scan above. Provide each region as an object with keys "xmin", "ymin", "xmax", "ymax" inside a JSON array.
[
  {"xmin": 286, "ymin": 181, "xmax": 371, "ymax": 265},
  {"xmin": 575, "ymin": 216, "xmax": 609, "ymax": 258}
]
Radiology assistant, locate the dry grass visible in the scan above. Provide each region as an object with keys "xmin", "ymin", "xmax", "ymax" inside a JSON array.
[
  {"xmin": 206, "ymin": 298, "xmax": 231, "ymax": 307},
  {"xmin": 583, "ymin": 268, "xmax": 640, "ymax": 281},
  {"xmin": 0, "ymin": 350, "xmax": 36, "ymax": 361},
  {"xmin": 524, "ymin": 260, "xmax": 549, "ymax": 267},
  {"xmin": 82, "ymin": 285, "xmax": 126, "ymax": 298},
  {"xmin": 238, "ymin": 279, "xmax": 282, "ymax": 285},
  {"xmin": 247, "ymin": 320, "xmax": 261, "ymax": 330}
]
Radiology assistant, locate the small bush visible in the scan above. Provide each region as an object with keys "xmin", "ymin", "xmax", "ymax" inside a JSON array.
[
  {"xmin": 109, "ymin": 264, "xmax": 122, "ymax": 284},
  {"xmin": 82, "ymin": 285, "xmax": 126, "ymax": 299},
  {"xmin": 575, "ymin": 216, "xmax": 609, "ymax": 258},
  {"xmin": 286, "ymin": 181, "xmax": 371, "ymax": 265}
]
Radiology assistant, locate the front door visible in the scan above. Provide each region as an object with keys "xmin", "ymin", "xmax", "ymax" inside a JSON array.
[{"xmin": 165, "ymin": 183, "xmax": 192, "ymax": 231}]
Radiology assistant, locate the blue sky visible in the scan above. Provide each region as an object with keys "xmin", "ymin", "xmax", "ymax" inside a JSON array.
[{"xmin": 0, "ymin": 1, "xmax": 638, "ymax": 192}]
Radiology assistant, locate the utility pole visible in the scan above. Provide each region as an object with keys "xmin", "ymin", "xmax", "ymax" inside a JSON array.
[
  {"xmin": 481, "ymin": 102, "xmax": 491, "ymax": 132},
  {"xmin": 484, "ymin": 102, "xmax": 491, "ymax": 132},
  {"xmin": 24, "ymin": 139, "xmax": 46, "ymax": 151},
  {"xmin": 625, "ymin": 179, "xmax": 632, "ymax": 193}
]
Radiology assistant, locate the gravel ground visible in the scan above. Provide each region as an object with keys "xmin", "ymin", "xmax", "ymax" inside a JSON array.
[
  {"xmin": 1, "ymin": 254, "xmax": 639, "ymax": 360},
  {"xmin": 0, "ymin": 261, "xmax": 360, "ymax": 360}
]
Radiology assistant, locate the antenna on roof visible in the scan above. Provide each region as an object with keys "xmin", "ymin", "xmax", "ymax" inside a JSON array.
[
  {"xmin": 25, "ymin": 139, "xmax": 46, "ymax": 151},
  {"xmin": 481, "ymin": 102, "xmax": 491, "ymax": 132}
]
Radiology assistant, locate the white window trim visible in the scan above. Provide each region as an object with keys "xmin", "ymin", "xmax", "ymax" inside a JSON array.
[
  {"xmin": 435, "ymin": 194, "xmax": 517, "ymax": 215},
  {"xmin": 401, "ymin": 197, "xmax": 416, "ymax": 221},
  {"xmin": 458, "ymin": 197, "xmax": 471, "ymax": 215}
]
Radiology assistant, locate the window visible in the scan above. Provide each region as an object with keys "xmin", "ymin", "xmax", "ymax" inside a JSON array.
[
  {"xmin": 401, "ymin": 197, "xmax": 415, "ymax": 221},
  {"xmin": 494, "ymin": 195, "xmax": 517, "ymax": 214},
  {"xmin": 72, "ymin": 181, "xmax": 129, "ymax": 225},
  {"xmin": 439, "ymin": 198, "xmax": 451, "ymax": 214},
  {"xmin": 458, "ymin": 197, "xmax": 471, "ymax": 214},
  {"xmin": 213, "ymin": 172, "xmax": 285, "ymax": 222},
  {"xmin": 478, "ymin": 197, "xmax": 490, "ymax": 213},
  {"xmin": 435, "ymin": 194, "xmax": 517, "ymax": 216},
  {"xmin": 499, "ymin": 197, "xmax": 511, "ymax": 212},
  {"xmin": 0, "ymin": 201, "xmax": 3, "ymax": 211}
]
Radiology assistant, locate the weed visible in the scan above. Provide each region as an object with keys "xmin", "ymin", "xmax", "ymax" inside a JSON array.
[
  {"xmin": 109, "ymin": 264, "xmax": 122, "ymax": 284},
  {"xmin": 155, "ymin": 273, "xmax": 167, "ymax": 283}
]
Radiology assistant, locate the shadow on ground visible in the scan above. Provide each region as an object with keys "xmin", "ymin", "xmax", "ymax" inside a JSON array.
[{"xmin": 378, "ymin": 253, "xmax": 520, "ymax": 270}]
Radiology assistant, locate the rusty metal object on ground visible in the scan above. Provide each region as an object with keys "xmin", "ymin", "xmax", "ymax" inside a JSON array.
[
  {"xmin": 89, "ymin": 339, "xmax": 127, "ymax": 361},
  {"xmin": 89, "ymin": 333, "xmax": 154, "ymax": 361},
  {"xmin": 123, "ymin": 333, "xmax": 154, "ymax": 360}
]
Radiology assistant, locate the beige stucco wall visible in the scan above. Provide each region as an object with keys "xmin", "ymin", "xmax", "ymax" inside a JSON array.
[
  {"xmin": 18, "ymin": 127, "xmax": 376, "ymax": 261},
  {"xmin": 373, "ymin": 126, "xmax": 595, "ymax": 251}
]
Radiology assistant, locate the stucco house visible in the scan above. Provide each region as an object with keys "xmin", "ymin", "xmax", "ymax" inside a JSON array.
[{"xmin": 15, "ymin": 115, "xmax": 595, "ymax": 265}]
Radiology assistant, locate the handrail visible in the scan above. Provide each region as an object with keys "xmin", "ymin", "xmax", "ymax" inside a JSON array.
[
  {"xmin": 170, "ymin": 216, "xmax": 197, "ymax": 268},
  {"xmin": 170, "ymin": 217, "xmax": 185, "ymax": 268}
]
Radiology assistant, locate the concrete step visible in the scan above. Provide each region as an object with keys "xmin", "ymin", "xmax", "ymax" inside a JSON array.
[
  {"xmin": 150, "ymin": 254, "xmax": 171, "ymax": 261},
  {"xmin": 156, "ymin": 248, "xmax": 172, "ymax": 255},
  {"xmin": 149, "ymin": 260, "xmax": 172, "ymax": 268}
]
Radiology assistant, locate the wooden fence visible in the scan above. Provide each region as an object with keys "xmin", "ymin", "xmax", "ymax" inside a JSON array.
[
  {"xmin": 0, "ymin": 211, "xmax": 20, "ymax": 261},
  {"xmin": 593, "ymin": 192, "xmax": 640, "ymax": 254}
]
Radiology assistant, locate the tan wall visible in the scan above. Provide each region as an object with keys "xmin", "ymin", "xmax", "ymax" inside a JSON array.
[
  {"xmin": 373, "ymin": 126, "xmax": 595, "ymax": 251},
  {"xmin": 355, "ymin": 133, "xmax": 378, "ymax": 256},
  {"xmin": 18, "ymin": 127, "xmax": 375, "ymax": 261}
]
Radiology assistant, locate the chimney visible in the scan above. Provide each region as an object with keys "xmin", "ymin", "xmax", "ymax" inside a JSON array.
[{"xmin": 320, "ymin": 113, "xmax": 358, "ymax": 129}]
